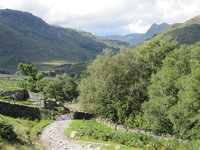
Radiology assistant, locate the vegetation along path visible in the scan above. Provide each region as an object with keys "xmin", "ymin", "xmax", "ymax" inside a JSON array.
[{"xmin": 39, "ymin": 119, "xmax": 95, "ymax": 150}]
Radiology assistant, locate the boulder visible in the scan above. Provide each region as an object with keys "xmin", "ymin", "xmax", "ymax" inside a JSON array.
[
  {"xmin": 86, "ymin": 144, "xmax": 93, "ymax": 148},
  {"xmin": 95, "ymin": 146, "xmax": 103, "ymax": 150},
  {"xmin": 70, "ymin": 131, "xmax": 78, "ymax": 138},
  {"xmin": 115, "ymin": 145, "xmax": 123, "ymax": 150}
]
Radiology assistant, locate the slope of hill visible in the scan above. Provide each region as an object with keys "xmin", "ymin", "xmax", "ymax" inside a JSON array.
[
  {"xmin": 97, "ymin": 23, "xmax": 169, "ymax": 45},
  {"xmin": 158, "ymin": 15, "xmax": 200, "ymax": 45},
  {"xmin": 0, "ymin": 9, "xmax": 107, "ymax": 72},
  {"xmin": 134, "ymin": 23, "xmax": 169, "ymax": 45},
  {"xmin": 97, "ymin": 33, "xmax": 143, "ymax": 44}
]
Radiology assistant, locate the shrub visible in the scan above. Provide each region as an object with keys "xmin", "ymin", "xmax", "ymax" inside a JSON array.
[
  {"xmin": 72, "ymin": 120, "xmax": 199, "ymax": 150},
  {"xmin": 0, "ymin": 120, "xmax": 17, "ymax": 140}
]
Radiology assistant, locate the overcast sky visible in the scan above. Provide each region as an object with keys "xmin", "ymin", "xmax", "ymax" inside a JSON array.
[{"xmin": 0, "ymin": 0, "xmax": 200, "ymax": 35}]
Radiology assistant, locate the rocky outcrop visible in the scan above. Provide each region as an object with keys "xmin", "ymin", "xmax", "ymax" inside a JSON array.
[{"xmin": 0, "ymin": 89, "xmax": 29, "ymax": 101}]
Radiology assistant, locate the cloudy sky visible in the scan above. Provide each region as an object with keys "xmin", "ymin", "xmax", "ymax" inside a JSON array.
[{"xmin": 0, "ymin": 0, "xmax": 200, "ymax": 35}]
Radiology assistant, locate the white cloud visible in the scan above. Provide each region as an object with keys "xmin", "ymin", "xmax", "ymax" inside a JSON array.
[{"xmin": 0, "ymin": 0, "xmax": 200, "ymax": 35}]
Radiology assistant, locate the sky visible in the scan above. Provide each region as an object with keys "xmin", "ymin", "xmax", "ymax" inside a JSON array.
[{"xmin": 0, "ymin": 0, "xmax": 200, "ymax": 36}]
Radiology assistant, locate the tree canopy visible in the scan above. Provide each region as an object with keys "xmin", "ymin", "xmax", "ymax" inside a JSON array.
[{"xmin": 78, "ymin": 39, "xmax": 178, "ymax": 126}]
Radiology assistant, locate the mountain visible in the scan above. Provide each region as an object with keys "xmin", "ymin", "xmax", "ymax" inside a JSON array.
[
  {"xmin": 158, "ymin": 15, "xmax": 200, "ymax": 45},
  {"xmin": 97, "ymin": 33, "xmax": 143, "ymax": 45},
  {"xmin": 97, "ymin": 23, "xmax": 169, "ymax": 45},
  {"xmin": 0, "ymin": 9, "xmax": 107, "ymax": 72},
  {"xmin": 133, "ymin": 23, "xmax": 169, "ymax": 45},
  {"xmin": 97, "ymin": 33, "xmax": 143, "ymax": 44}
]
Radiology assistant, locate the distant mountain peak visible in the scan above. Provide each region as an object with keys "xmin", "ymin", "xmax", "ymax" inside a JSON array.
[{"xmin": 97, "ymin": 22, "xmax": 169, "ymax": 45}]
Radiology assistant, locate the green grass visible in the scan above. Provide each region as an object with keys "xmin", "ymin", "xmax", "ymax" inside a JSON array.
[
  {"xmin": 66, "ymin": 120, "xmax": 200, "ymax": 150},
  {"xmin": 0, "ymin": 74, "xmax": 21, "ymax": 90},
  {"xmin": 65, "ymin": 120, "xmax": 85, "ymax": 136},
  {"xmin": 53, "ymin": 106, "xmax": 65, "ymax": 111},
  {"xmin": 0, "ymin": 114, "xmax": 52, "ymax": 150},
  {"xmin": 0, "ymin": 98, "xmax": 33, "ymax": 106},
  {"xmin": 34, "ymin": 60, "xmax": 76, "ymax": 66},
  {"xmin": 65, "ymin": 120, "xmax": 137, "ymax": 150}
]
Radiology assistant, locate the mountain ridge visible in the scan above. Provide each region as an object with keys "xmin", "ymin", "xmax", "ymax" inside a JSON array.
[
  {"xmin": 97, "ymin": 23, "xmax": 169, "ymax": 45},
  {"xmin": 0, "ymin": 9, "xmax": 107, "ymax": 72},
  {"xmin": 156, "ymin": 15, "xmax": 200, "ymax": 45}
]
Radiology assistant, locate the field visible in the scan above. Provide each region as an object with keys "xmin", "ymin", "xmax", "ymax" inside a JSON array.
[{"xmin": 0, "ymin": 74, "xmax": 21, "ymax": 91}]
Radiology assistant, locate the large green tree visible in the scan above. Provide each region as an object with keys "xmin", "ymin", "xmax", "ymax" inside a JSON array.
[
  {"xmin": 143, "ymin": 43, "xmax": 200, "ymax": 139},
  {"xmin": 78, "ymin": 39, "xmax": 177, "ymax": 126}
]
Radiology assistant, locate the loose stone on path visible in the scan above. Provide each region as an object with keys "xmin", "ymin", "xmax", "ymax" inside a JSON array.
[{"xmin": 39, "ymin": 119, "xmax": 94, "ymax": 150}]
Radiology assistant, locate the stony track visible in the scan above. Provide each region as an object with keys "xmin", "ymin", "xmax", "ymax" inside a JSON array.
[{"xmin": 39, "ymin": 119, "xmax": 94, "ymax": 150}]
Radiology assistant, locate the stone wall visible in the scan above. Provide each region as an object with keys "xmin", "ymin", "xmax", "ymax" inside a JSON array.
[
  {"xmin": 72, "ymin": 111, "xmax": 94, "ymax": 120},
  {"xmin": 40, "ymin": 99, "xmax": 58, "ymax": 109},
  {"xmin": 95, "ymin": 118, "xmax": 175, "ymax": 138},
  {"xmin": 0, "ymin": 89, "xmax": 29, "ymax": 101},
  {"xmin": 55, "ymin": 112, "xmax": 94, "ymax": 121},
  {"xmin": 0, "ymin": 100, "xmax": 41, "ymax": 120}
]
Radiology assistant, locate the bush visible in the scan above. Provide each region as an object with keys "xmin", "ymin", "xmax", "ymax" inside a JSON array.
[
  {"xmin": 71, "ymin": 120, "xmax": 199, "ymax": 150},
  {"xmin": 0, "ymin": 120, "xmax": 17, "ymax": 140},
  {"xmin": 77, "ymin": 120, "xmax": 152, "ymax": 147}
]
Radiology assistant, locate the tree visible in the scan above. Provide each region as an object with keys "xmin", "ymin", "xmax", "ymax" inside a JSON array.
[
  {"xmin": 78, "ymin": 39, "xmax": 177, "ymax": 126},
  {"xmin": 43, "ymin": 74, "xmax": 78, "ymax": 102},
  {"xmin": 18, "ymin": 63, "xmax": 44, "ymax": 91},
  {"xmin": 143, "ymin": 43, "xmax": 200, "ymax": 139},
  {"xmin": 18, "ymin": 63, "xmax": 37, "ymax": 76}
]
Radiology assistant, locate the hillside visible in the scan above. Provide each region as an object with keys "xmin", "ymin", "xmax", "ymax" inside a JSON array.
[
  {"xmin": 158, "ymin": 15, "xmax": 200, "ymax": 44},
  {"xmin": 97, "ymin": 23, "xmax": 169, "ymax": 45},
  {"xmin": 0, "ymin": 114, "xmax": 52, "ymax": 150},
  {"xmin": 0, "ymin": 9, "xmax": 107, "ymax": 72}
]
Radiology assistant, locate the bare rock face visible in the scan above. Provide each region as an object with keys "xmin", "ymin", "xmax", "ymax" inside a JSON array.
[{"xmin": 0, "ymin": 89, "xmax": 29, "ymax": 101}]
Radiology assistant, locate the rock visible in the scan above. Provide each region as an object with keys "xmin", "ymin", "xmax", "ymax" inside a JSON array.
[
  {"xmin": 70, "ymin": 131, "xmax": 78, "ymax": 138},
  {"xmin": 115, "ymin": 145, "xmax": 123, "ymax": 150},
  {"xmin": 95, "ymin": 146, "xmax": 103, "ymax": 150},
  {"xmin": 86, "ymin": 144, "xmax": 93, "ymax": 148}
]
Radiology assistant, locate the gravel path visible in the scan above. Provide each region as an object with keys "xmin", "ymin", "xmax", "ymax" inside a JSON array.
[{"xmin": 39, "ymin": 119, "xmax": 95, "ymax": 150}]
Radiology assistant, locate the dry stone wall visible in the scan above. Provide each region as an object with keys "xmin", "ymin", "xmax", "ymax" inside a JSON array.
[
  {"xmin": 0, "ymin": 100, "xmax": 41, "ymax": 120},
  {"xmin": 0, "ymin": 89, "xmax": 29, "ymax": 101}
]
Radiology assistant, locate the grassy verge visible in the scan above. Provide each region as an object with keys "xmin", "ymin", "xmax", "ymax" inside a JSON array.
[
  {"xmin": 0, "ymin": 114, "xmax": 52, "ymax": 150},
  {"xmin": 0, "ymin": 98, "xmax": 33, "ymax": 106},
  {"xmin": 0, "ymin": 79, "xmax": 20, "ymax": 91},
  {"xmin": 65, "ymin": 120, "xmax": 200, "ymax": 150},
  {"xmin": 65, "ymin": 120, "xmax": 138, "ymax": 150}
]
